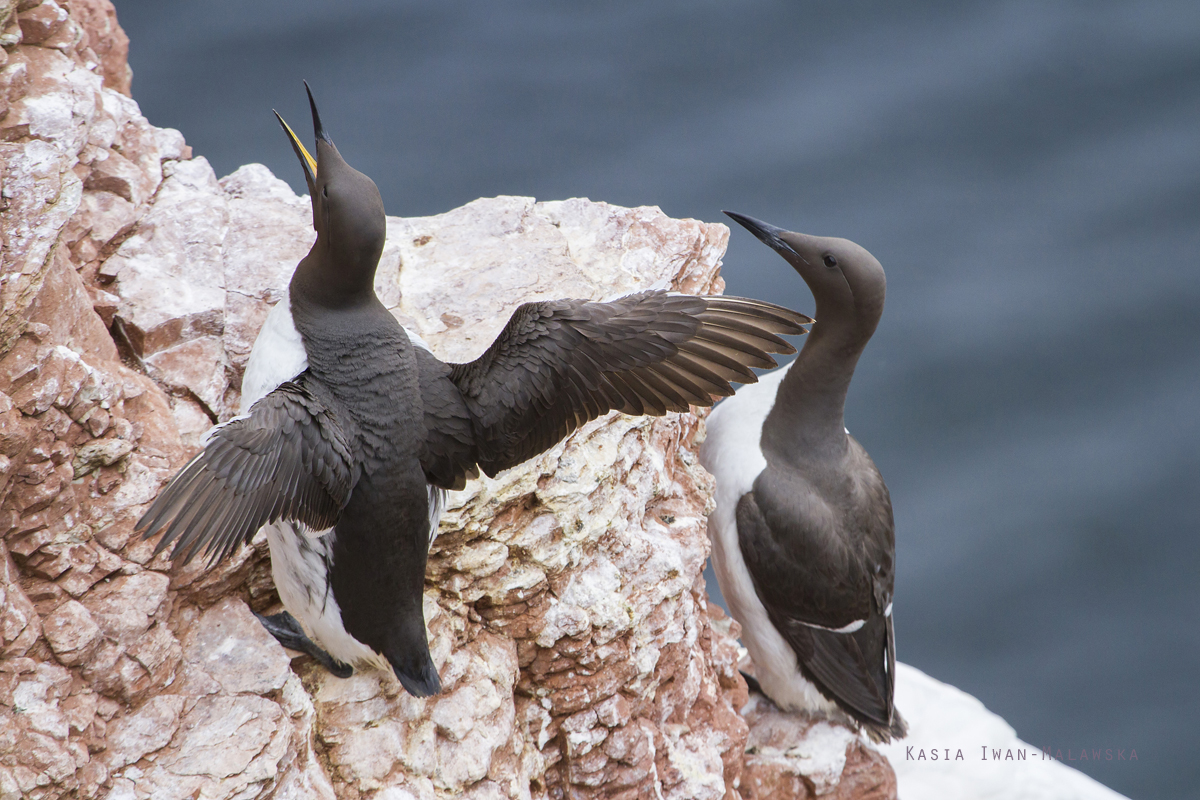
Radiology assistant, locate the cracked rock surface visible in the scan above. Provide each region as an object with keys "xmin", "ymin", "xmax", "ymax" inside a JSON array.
[{"xmin": 0, "ymin": 2, "xmax": 898, "ymax": 798}]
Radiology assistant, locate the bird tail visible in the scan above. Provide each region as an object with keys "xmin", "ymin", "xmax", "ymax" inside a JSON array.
[
  {"xmin": 864, "ymin": 709, "xmax": 909, "ymax": 744},
  {"xmin": 388, "ymin": 647, "xmax": 442, "ymax": 698}
]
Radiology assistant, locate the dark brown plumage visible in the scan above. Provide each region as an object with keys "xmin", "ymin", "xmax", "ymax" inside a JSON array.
[
  {"xmin": 702, "ymin": 212, "xmax": 906, "ymax": 743},
  {"xmin": 446, "ymin": 291, "xmax": 806, "ymax": 479},
  {"xmin": 137, "ymin": 86, "xmax": 812, "ymax": 699},
  {"xmin": 140, "ymin": 377, "xmax": 355, "ymax": 566},
  {"xmin": 142, "ymin": 289, "xmax": 810, "ymax": 568}
]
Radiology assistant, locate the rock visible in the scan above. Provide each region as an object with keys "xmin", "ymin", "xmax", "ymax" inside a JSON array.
[
  {"xmin": 16, "ymin": 1, "xmax": 66, "ymax": 46},
  {"xmin": 737, "ymin": 694, "xmax": 895, "ymax": 800},
  {"xmin": 100, "ymin": 157, "xmax": 228, "ymax": 361},
  {"xmin": 180, "ymin": 597, "xmax": 291, "ymax": 697},
  {"xmin": 1, "ymin": 542, "xmax": 42, "ymax": 657},
  {"xmin": 104, "ymin": 694, "xmax": 184, "ymax": 770},
  {"xmin": 0, "ymin": 2, "xmax": 1125, "ymax": 799},
  {"xmin": 72, "ymin": 436, "xmax": 133, "ymax": 476},
  {"xmin": 218, "ymin": 163, "xmax": 312, "ymax": 378},
  {"xmin": 0, "ymin": 4, "xmax": 752, "ymax": 787},
  {"xmin": 41, "ymin": 598, "xmax": 101, "ymax": 665},
  {"xmin": 64, "ymin": 0, "xmax": 131, "ymax": 96}
]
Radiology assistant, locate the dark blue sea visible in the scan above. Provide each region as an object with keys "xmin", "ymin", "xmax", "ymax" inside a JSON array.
[{"xmin": 113, "ymin": 2, "xmax": 1200, "ymax": 796}]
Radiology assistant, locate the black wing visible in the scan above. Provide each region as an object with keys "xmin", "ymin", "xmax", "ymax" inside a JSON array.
[
  {"xmin": 411, "ymin": 345, "xmax": 480, "ymax": 491},
  {"xmin": 781, "ymin": 603, "xmax": 895, "ymax": 728},
  {"xmin": 449, "ymin": 290, "xmax": 810, "ymax": 477},
  {"xmin": 736, "ymin": 487, "xmax": 898, "ymax": 730},
  {"xmin": 137, "ymin": 377, "xmax": 356, "ymax": 565}
]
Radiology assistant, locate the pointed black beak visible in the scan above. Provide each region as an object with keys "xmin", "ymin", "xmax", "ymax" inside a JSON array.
[
  {"xmin": 723, "ymin": 211, "xmax": 802, "ymax": 258},
  {"xmin": 304, "ymin": 80, "xmax": 333, "ymax": 146},
  {"xmin": 275, "ymin": 82, "xmax": 335, "ymax": 198}
]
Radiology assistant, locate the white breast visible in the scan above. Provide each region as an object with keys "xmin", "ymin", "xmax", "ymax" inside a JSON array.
[
  {"xmin": 701, "ymin": 362, "xmax": 844, "ymax": 717},
  {"xmin": 265, "ymin": 522, "xmax": 389, "ymax": 672},
  {"xmin": 427, "ymin": 484, "xmax": 446, "ymax": 549},
  {"xmin": 404, "ymin": 325, "xmax": 434, "ymax": 354},
  {"xmin": 240, "ymin": 298, "xmax": 309, "ymax": 413},
  {"xmin": 701, "ymin": 363, "xmax": 790, "ymax": 504}
]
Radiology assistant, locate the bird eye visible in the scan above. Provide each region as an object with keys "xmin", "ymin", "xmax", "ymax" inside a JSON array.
[{"xmin": 823, "ymin": 254, "xmax": 838, "ymax": 268}]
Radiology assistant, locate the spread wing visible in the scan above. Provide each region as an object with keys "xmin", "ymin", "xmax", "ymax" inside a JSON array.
[
  {"xmin": 736, "ymin": 488, "xmax": 897, "ymax": 729},
  {"xmin": 411, "ymin": 345, "xmax": 480, "ymax": 491},
  {"xmin": 137, "ymin": 377, "xmax": 356, "ymax": 565},
  {"xmin": 448, "ymin": 290, "xmax": 810, "ymax": 477}
]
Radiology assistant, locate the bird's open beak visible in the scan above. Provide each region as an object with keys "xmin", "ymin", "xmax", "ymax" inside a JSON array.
[
  {"xmin": 273, "ymin": 82, "xmax": 332, "ymax": 198},
  {"xmin": 723, "ymin": 211, "xmax": 802, "ymax": 259},
  {"xmin": 304, "ymin": 80, "xmax": 332, "ymax": 148}
]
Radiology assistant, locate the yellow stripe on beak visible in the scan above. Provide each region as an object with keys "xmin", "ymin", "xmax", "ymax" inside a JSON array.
[{"xmin": 278, "ymin": 114, "xmax": 318, "ymax": 177}]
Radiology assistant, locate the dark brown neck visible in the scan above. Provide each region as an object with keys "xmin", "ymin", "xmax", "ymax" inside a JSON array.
[
  {"xmin": 761, "ymin": 296, "xmax": 876, "ymax": 466},
  {"xmin": 290, "ymin": 243, "xmax": 380, "ymax": 311}
]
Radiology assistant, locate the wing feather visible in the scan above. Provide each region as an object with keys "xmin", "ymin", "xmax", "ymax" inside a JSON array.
[
  {"xmin": 410, "ymin": 344, "xmax": 480, "ymax": 492},
  {"xmin": 137, "ymin": 378, "xmax": 355, "ymax": 566},
  {"xmin": 450, "ymin": 290, "xmax": 810, "ymax": 476},
  {"xmin": 735, "ymin": 487, "xmax": 897, "ymax": 728}
]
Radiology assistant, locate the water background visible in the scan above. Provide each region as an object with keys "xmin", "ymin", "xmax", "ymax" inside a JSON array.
[{"xmin": 113, "ymin": 2, "xmax": 1200, "ymax": 796}]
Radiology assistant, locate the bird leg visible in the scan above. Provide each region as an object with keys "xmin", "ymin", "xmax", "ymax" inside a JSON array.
[
  {"xmin": 740, "ymin": 669, "xmax": 765, "ymax": 696},
  {"xmin": 254, "ymin": 610, "xmax": 354, "ymax": 679}
]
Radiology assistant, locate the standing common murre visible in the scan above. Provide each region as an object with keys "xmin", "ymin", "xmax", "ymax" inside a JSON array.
[{"xmin": 702, "ymin": 211, "xmax": 906, "ymax": 742}]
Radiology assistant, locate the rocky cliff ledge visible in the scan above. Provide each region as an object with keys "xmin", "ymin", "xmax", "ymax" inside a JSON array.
[
  {"xmin": 0, "ymin": 2, "xmax": 895, "ymax": 798},
  {"xmin": 0, "ymin": 3, "xmax": 1130, "ymax": 800}
]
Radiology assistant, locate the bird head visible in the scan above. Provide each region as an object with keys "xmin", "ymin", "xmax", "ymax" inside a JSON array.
[
  {"xmin": 724, "ymin": 211, "xmax": 886, "ymax": 339},
  {"xmin": 276, "ymin": 83, "xmax": 386, "ymax": 303}
]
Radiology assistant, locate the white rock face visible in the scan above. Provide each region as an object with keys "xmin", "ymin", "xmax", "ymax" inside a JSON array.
[
  {"xmin": 97, "ymin": 160, "xmax": 313, "ymax": 436},
  {"xmin": 877, "ymin": 664, "xmax": 1130, "ymax": 800}
]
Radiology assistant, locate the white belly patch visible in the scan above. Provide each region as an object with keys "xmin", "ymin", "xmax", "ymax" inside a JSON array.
[
  {"xmin": 241, "ymin": 298, "xmax": 308, "ymax": 412},
  {"xmin": 701, "ymin": 362, "xmax": 844, "ymax": 718},
  {"xmin": 427, "ymin": 484, "xmax": 446, "ymax": 549},
  {"xmin": 265, "ymin": 521, "xmax": 389, "ymax": 672},
  {"xmin": 264, "ymin": 481, "xmax": 446, "ymax": 673}
]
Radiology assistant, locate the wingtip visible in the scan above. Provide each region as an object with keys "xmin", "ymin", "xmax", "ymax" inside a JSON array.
[{"xmin": 891, "ymin": 710, "xmax": 909, "ymax": 740}]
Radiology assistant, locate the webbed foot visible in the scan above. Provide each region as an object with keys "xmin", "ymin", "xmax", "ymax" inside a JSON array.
[
  {"xmin": 254, "ymin": 610, "xmax": 354, "ymax": 679},
  {"xmin": 740, "ymin": 669, "xmax": 765, "ymax": 696}
]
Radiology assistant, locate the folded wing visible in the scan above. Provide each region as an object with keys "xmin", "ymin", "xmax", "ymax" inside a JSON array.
[
  {"xmin": 781, "ymin": 611, "xmax": 895, "ymax": 727},
  {"xmin": 736, "ymin": 488, "xmax": 896, "ymax": 728},
  {"xmin": 447, "ymin": 290, "xmax": 810, "ymax": 477},
  {"xmin": 137, "ymin": 376, "xmax": 356, "ymax": 565}
]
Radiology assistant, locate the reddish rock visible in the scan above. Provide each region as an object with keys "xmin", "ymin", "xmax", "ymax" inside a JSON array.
[
  {"xmin": 40, "ymin": 598, "xmax": 100, "ymax": 665},
  {"xmin": 737, "ymin": 693, "xmax": 898, "ymax": 800},
  {"xmin": 16, "ymin": 1, "xmax": 67, "ymax": 47},
  {"xmin": 63, "ymin": 0, "xmax": 131, "ymax": 95}
]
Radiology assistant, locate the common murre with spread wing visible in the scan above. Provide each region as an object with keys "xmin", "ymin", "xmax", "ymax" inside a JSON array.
[
  {"xmin": 136, "ymin": 87, "xmax": 812, "ymax": 697},
  {"xmin": 700, "ymin": 212, "xmax": 906, "ymax": 742}
]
